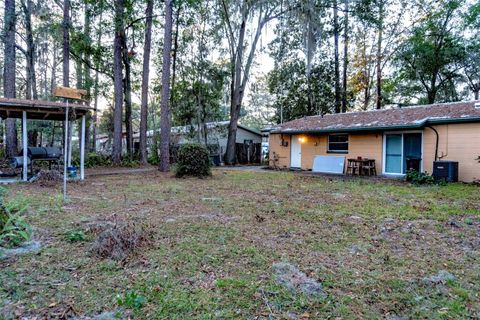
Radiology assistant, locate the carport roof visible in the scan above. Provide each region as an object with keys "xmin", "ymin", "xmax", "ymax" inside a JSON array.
[
  {"xmin": 0, "ymin": 97, "xmax": 93, "ymax": 121},
  {"xmin": 270, "ymin": 100, "xmax": 480, "ymax": 134}
]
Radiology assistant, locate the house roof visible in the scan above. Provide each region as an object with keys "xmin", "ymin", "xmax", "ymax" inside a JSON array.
[
  {"xmin": 270, "ymin": 100, "xmax": 480, "ymax": 134},
  {"xmin": 130, "ymin": 121, "xmax": 262, "ymax": 139}
]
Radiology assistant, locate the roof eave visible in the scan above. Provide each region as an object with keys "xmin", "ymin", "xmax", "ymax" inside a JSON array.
[{"xmin": 271, "ymin": 117, "xmax": 480, "ymax": 134}]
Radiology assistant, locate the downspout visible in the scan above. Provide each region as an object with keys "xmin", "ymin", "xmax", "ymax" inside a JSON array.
[{"xmin": 426, "ymin": 126, "xmax": 439, "ymax": 161}]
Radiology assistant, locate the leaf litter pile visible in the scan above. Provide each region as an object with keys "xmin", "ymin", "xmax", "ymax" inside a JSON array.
[{"xmin": 0, "ymin": 170, "xmax": 479, "ymax": 319}]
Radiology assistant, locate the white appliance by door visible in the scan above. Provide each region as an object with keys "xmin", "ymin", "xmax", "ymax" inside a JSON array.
[{"xmin": 290, "ymin": 135, "xmax": 302, "ymax": 168}]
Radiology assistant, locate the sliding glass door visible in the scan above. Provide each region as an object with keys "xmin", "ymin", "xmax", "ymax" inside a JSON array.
[
  {"xmin": 384, "ymin": 133, "xmax": 422, "ymax": 174},
  {"xmin": 385, "ymin": 134, "xmax": 403, "ymax": 174}
]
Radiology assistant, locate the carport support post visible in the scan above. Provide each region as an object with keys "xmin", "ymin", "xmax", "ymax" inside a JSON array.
[
  {"xmin": 22, "ymin": 111, "xmax": 28, "ymax": 182},
  {"xmin": 80, "ymin": 115, "xmax": 85, "ymax": 180},
  {"xmin": 63, "ymin": 104, "xmax": 69, "ymax": 201},
  {"xmin": 67, "ymin": 121, "xmax": 72, "ymax": 167}
]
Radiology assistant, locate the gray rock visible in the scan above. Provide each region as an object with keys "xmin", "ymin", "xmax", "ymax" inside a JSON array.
[
  {"xmin": 386, "ymin": 315, "xmax": 408, "ymax": 320},
  {"xmin": 201, "ymin": 197, "xmax": 223, "ymax": 202},
  {"xmin": 349, "ymin": 244, "xmax": 371, "ymax": 255},
  {"xmin": 0, "ymin": 241, "xmax": 42, "ymax": 260},
  {"xmin": 272, "ymin": 262, "xmax": 325, "ymax": 298},
  {"xmin": 422, "ymin": 270, "xmax": 456, "ymax": 286},
  {"xmin": 72, "ymin": 309, "xmax": 125, "ymax": 320}
]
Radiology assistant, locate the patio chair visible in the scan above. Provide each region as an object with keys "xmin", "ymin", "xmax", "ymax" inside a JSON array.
[
  {"xmin": 362, "ymin": 159, "xmax": 377, "ymax": 176},
  {"xmin": 346, "ymin": 159, "xmax": 360, "ymax": 175}
]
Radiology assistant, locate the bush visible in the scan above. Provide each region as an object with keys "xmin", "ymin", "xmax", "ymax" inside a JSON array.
[
  {"xmin": 72, "ymin": 152, "xmax": 112, "ymax": 168},
  {"xmin": 174, "ymin": 144, "xmax": 211, "ymax": 178},
  {"xmin": 406, "ymin": 169, "xmax": 435, "ymax": 185},
  {"xmin": 117, "ymin": 291, "xmax": 146, "ymax": 310},
  {"xmin": 65, "ymin": 229, "xmax": 88, "ymax": 242},
  {"xmin": 0, "ymin": 189, "xmax": 31, "ymax": 248},
  {"xmin": 120, "ymin": 157, "xmax": 141, "ymax": 168}
]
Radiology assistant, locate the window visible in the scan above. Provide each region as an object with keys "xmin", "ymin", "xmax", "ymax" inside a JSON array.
[{"xmin": 328, "ymin": 134, "xmax": 349, "ymax": 153}]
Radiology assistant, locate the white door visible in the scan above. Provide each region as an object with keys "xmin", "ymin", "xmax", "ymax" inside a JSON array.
[{"xmin": 290, "ymin": 135, "xmax": 302, "ymax": 168}]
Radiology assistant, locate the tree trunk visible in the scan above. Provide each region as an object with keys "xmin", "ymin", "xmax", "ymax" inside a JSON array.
[
  {"xmin": 139, "ymin": 0, "xmax": 154, "ymax": 164},
  {"xmin": 4, "ymin": 0, "xmax": 18, "ymax": 158},
  {"xmin": 375, "ymin": 1, "xmax": 383, "ymax": 110},
  {"xmin": 22, "ymin": 0, "xmax": 37, "ymax": 100},
  {"xmin": 121, "ymin": 31, "xmax": 133, "ymax": 158},
  {"xmin": 63, "ymin": 0, "xmax": 70, "ymax": 87},
  {"xmin": 475, "ymin": 88, "xmax": 479, "ymax": 100},
  {"xmin": 224, "ymin": 15, "xmax": 247, "ymax": 165},
  {"xmin": 51, "ymin": 43, "xmax": 58, "ymax": 96},
  {"xmin": 112, "ymin": 0, "xmax": 125, "ymax": 164},
  {"xmin": 91, "ymin": 12, "xmax": 103, "ymax": 152},
  {"xmin": 83, "ymin": 2, "xmax": 92, "ymax": 152},
  {"xmin": 224, "ymin": 4, "xmax": 266, "ymax": 164},
  {"xmin": 427, "ymin": 88, "xmax": 436, "ymax": 104},
  {"xmin": 170, "ymin": 5, "xmax": 181, "ymax": 107},
  {"xmin": 62, "ymin": 0, "xmax": 70, "ymax": 158},
  {"xmin": 50, "ymin": 44, "xmax": 58, "ymax": 145},
  {"xmin": 159, "ymin": 0, "xmax": 173, "ymax": 172},
  {"xmin": 341, "ymin": 0, "xmax": 349, "ymax": 113},
  {"xmin": 333, "ymin": 0, "xmax": 341, "ymax": 113}
]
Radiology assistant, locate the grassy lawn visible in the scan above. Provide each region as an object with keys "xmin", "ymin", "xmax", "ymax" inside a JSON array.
[{"xmin": 1, "ymin": 170, "xmax": 479, "ymax": 319}]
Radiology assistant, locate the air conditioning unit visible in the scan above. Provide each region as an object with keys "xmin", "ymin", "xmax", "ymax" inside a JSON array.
[{"xmin": 433, "ymin": 161, "xmax": 458, "ymax": 182}]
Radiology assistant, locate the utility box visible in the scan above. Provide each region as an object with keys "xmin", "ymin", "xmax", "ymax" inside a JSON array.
[{"xmin": 433, "ymin": 161, "xmax": 458, "ymax": 182}]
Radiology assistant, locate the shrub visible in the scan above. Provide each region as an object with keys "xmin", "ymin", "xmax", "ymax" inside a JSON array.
[
  {"xmin": 406, "ymin": 169, "xmax": 435, "ymax": 185},
  {"xmin": 65, "ymin": 229, "xmax": 88, "ymax": 242},
  {"xmin": 174, "ymin": 144, "xmax": 211, "ymax": 178},
  {"xmin": 0, "ymin": 193, "xmax": 31, "ymax": 248},
  {"xmin": 148, "ymin": 133, "xmax": 161, "ymax": 165},
  {"xmin": 72, "ymin": 152, "xmax": 112, "ymax": 168},
  {"xmin": 117, "ymin": 291, "xmax": 146, "ymax": 310},
  {"xmin": 0, "ymin": 212, "xmax": 31, "ymax": 248},
  {"xmin": 120, "ymin": 157, "xmax": 141, "ymax": 168}
]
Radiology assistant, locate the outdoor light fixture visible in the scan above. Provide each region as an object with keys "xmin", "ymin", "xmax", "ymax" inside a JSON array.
[{"xmin": 298, "ymin": 136, "xmax": 306, "ymax": 143}]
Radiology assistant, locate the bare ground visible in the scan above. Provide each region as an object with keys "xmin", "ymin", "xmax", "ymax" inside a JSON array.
[{"xmin": 0, "ymin": 170, "xmax": 479, "ymax": 319}]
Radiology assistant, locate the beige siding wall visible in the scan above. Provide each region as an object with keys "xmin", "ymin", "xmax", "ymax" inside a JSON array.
[
  {"xmin": 269, "ymin": 134, "xmax": 291, "ymax": 168},
  {"xmin": 424, "ymin": 123, "xmax": 480, "ymax": 182},
  {"xmin": 270, "ymin": 123, "xmax": 480, "ymax": 182},
  {"xmin": 270, "ymin": 132, "xmax": 383, "ymax": 173}
]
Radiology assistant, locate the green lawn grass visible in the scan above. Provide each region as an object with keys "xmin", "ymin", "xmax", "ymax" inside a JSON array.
[{"xmin": 0, "ymin": 170, "xmax": 479, "ymax": 319}]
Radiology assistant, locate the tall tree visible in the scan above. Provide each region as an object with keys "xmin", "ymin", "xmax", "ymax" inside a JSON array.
[
  {"xmin": 121, "ymin": 28, "xmax": 133, "ymax": 159},
  {"xmin": 332, "ymin": 0, "xmax": 341, "ymax": 113},
  {"xmin": 396, "ymin": 0, "xmax": 465, "ymax": 104},
  {"xmin": 375, "ymin": 0, "xmax": 383, "ymax": 109},
  {"xmin": 139, "ymin": 0, "xmax": 154, "ymax": 164},
  {"xmin": 63, "ymin": 0, "xmax": 70, "ymax": 88},
  {"xmin": 112, "ymin": 0, "xmax": 125, "ymax": 164},
  {"xmin": 463, "ymin": 38, "xmax": 480, "ymax": 100},
  {"xmin": 221, "ymin": 0, "xmax": 281, "ymax": 164},
  {"xmin": 159, "ymin": 0, "xmax": 173, "ymax": 172},
  {"xmin": 91, "ymin": 10, "xmax": 104, "ymax": 151},
  {"xmin": 20, "ymin": 0, "xmax": 38, "ymax": 100},
  {"xmin": 3, "ymin": 0, "xmax": 17, "ymax": 158},
  {"xmin": 341, "ymin": 0, "xmax": 349, "ymax": 112},
  {"xmin": 463, "ymin": 3, "xmax": 480, "ymax": 100}
]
